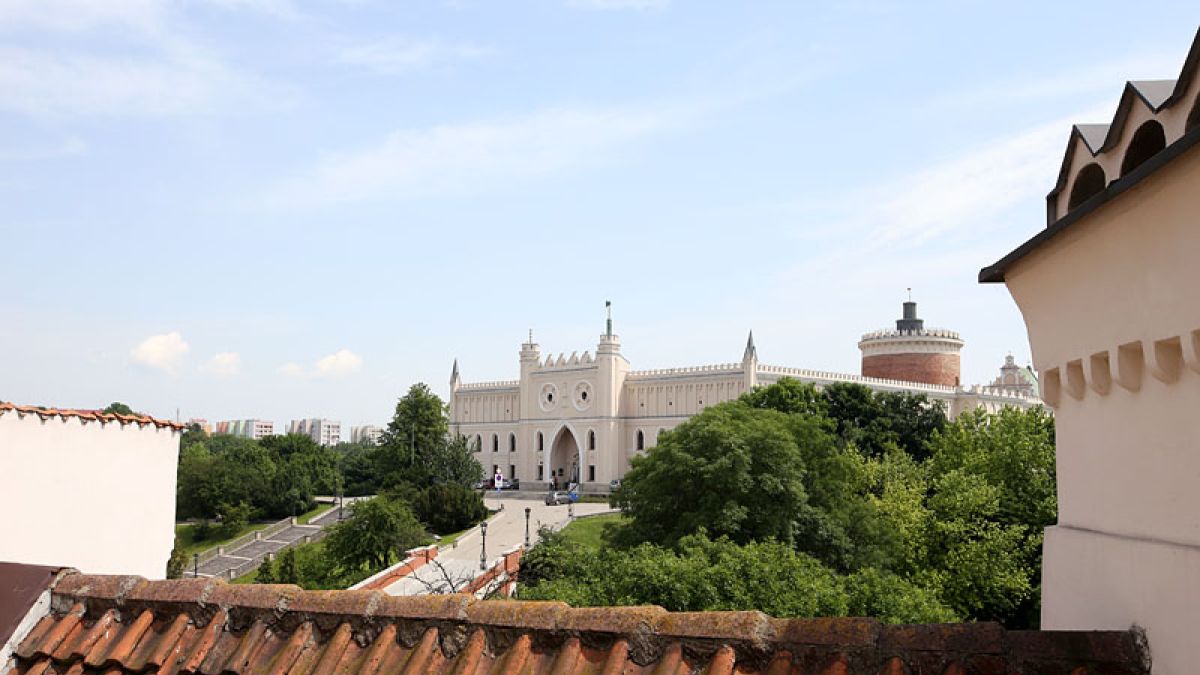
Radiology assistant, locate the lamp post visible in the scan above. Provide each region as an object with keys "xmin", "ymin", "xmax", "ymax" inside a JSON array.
[
  {"xmin": 193, "ymin": 553, "xmax": 199, "ymax": 579},
  {"xmin": 480, "ymin": 521, "xmax": 488, "ymax": 570},
  {"xmin": 337, "ymin": 489, "xmax": 344, "ymax": 521},
  {"xmin": 568, "ymin": 500, "xmax": 574, "ymax": 519},
  {"xmin": 524, "ymin": 507, "xmax": 531, "ymax": 548}
]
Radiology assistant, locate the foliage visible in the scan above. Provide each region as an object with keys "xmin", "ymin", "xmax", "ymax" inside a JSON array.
[
  {"xmin": 324, "ymin": 496, "xmax": 428, "ymax": 570},
  {"xmin": 214, "ymin": 501, "xmax": 252, "ymax": 539},
  {"xmin": 413, "ymin": 483, "xmax": 487, "ymax": 535},
  {"xmin": 102, "ymin": 401, "xmax": 135, "ymax": 416},
  {"xmin": 375, "ymin": 383, "xmax": 450, "ymax": 488},
  {"xmin": 612, "ymin": 402, "xmax": 810, "ymax": 546},
  {"xmin": 166, "ymin": 537, "xmax": 188, "ymax": 579},
  {"xmin": 567, "ymin": 380, "xmax": 1056, "ymax": 627},
  {"xmin": 820, "ymin": 382, "xmax": 947, "ymax": 459}
]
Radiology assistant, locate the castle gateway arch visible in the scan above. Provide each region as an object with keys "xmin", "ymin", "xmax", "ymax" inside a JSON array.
[{"xmin": 548, "ymin": 425, "xmax": 581, "ymax": 488}]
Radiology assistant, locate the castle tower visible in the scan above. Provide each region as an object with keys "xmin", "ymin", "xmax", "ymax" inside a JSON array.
[
  {"xmin": 858, "ymin": 298, "xmax": 964, "ymax": 387},
  {"xmin": 742, "ymin": 331, "xmax": 758, "ymax": 392}
]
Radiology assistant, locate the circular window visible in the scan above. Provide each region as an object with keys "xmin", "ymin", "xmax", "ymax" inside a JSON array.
[
  {"xmin": 573, "ymin": 381, "xmax": 593, "ymax": 411},
  {"xmin": 539, "ymin": 383, "xmax": 559, "ymax": 412}
]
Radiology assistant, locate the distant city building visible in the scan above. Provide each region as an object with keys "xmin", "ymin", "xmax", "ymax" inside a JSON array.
[
  {"xmin": 214, "ymin": 419, "xmax": 275, "ymax": 439},
  {"xmin": 187, "ymin": 418, "xmax": 212, "ymax": 434},
  {"xmin": 350, "ymin": 425, "xmax": 382, "ymax": 445},
  {"xmin": 289, "ymin": 418, "xmax": 342, "ymax": 446}
]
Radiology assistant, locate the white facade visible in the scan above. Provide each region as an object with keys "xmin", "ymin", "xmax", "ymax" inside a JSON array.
[
  {"xmin": 0, "ymin": 404, "xmax": 182, "ymax": 579},
  {"xmin": 449, "ymin": 328, "xmax": 1040, "ymax": 491},
  {"xmin": 289, "ymin": 418, "xmax": 342, "ymax": 446},
  {"xmin": 350, "ymin": 425, "xmax": 382, "ymax": 445},
  {"xmin": 214, "ymin": 418, "xmax": 274, "ymax": 439}
]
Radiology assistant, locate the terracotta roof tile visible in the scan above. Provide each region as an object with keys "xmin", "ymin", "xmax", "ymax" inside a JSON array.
[
  {"xmin": 5, "ymin": 572, "xmax": 1149, "ymax": 675},
  {"xmin": 0, "ymin": 403, "xmax": 185, "ymax": 431}
]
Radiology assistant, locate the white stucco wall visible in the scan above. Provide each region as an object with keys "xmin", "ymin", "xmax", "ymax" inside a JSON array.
[{"xmin": 0, "ymin": 410, "xmax": 180, "ymax": 579}]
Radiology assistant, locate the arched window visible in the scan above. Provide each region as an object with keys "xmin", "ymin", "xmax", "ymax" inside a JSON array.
[
  {"xmin": 474, "ymin": 435, "xmax": 482, "ymax": 452},
  {"xmin": 1188, "ymin": 95, "xmax": 1200, "ymax": 133},
  {"xmin": 537, "ymin": 431, "xmax": 544, "ymax": 452},
  {"xmin": 636, "ymin": 430, "xmax": 644, "ymax": 450},
  {"xmin": 509, "ymin": 433, "xmax": 516, "ymax": 452},
  {"xmin": 588, "ymin": 430, "xmax": 595, "ymax": 450},
  {"xmin": 491, "ymin": 434, "xmax": 498, "ymax": 452},
  {"xmin": 1120, "ymin": 120, "xmax": 1166, "ymax": 177},
  {"xmin": 657, "ymin": 428, "xmax": 665, "ymax": 443},
  {"xmin": 1068, "ymin": 163, "xmax": 1106, "ymax": 210}
]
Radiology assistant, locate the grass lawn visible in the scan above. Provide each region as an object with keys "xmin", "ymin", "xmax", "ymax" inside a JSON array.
[
  {"xmin": 174, "ymin": 522, "xmax": 269, "ymax": 558},
  {"xmin": 435, "ymin": 525, "xmax": 473, "ymax": 548},
  {"xmin": 298, "ymin": 502, "xmax": 335, "ymax": 524},
  {"xmin": 558, "ymin": 513, "xmax": 623, "ymax": 550}
]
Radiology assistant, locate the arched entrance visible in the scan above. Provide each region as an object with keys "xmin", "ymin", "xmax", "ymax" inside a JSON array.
[{"xmin": 549, "ymin": 426, "xmax": 581, "ymax": 489}]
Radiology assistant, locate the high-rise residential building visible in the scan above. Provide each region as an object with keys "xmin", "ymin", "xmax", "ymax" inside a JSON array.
[
  {"xmin": 214, "ymin": 419, "xmax": 274, "ymax": 439},
  {"xmin": 350, "ymin": 425, "xmax": 383, "ymax": 445},
  {"xmin": 186, "ymin": 418, "xmax": 212, "ymax": 434},
  {"xmin": 288, "ymin": 418, "xmax": 342, "ymax": 446}
]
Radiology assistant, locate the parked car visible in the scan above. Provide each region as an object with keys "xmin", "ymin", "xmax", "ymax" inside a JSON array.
[
  {"xmin": 544, "ymin": 491, "xmax": 572, "ymax": 505},
  {"xmin": 609, "ymin": 479, "xmax": 622, "ymax": 491}
]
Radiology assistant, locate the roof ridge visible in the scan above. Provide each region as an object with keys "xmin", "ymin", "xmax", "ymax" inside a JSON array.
[{"xmin": 0, "ymin": 402, "xmax": 185, "ymax": 431}]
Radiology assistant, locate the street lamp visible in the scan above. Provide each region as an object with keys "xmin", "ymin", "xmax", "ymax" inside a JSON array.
[
  {"xmin": 480, "ymin": 521, "xmax": 488, "ymax": 570},
  {"xmin": 524, "ymin": 507, "xmax": 531, "ymax": 548},
  {"xmin": 568, "ymin": 500, "xmax": 574, "ymax": 519},
  {"xmin": 193, "ymin": 553, "xmax": 199, "ymax": 579}
]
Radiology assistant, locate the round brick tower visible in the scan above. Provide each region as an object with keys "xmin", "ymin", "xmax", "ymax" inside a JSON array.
[{"xmin": 859, "ymin": 300, "xmax": 963, "ymax": 387}]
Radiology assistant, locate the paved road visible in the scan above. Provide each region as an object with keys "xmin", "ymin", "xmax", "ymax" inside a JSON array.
[{"xmin": 382, "ymin": 495, "xmax": 614, "ymax": 595}]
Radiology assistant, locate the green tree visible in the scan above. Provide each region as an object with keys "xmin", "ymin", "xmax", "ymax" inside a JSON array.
[
  {"xmin": 742, "ymin": 377, "xmax": 828, "ymax": 417},
  {"xmin": 324, "ymin": 497, "xmax": 427, "ymax": 571},
  {"xmin": 215, "ymin": 501, "xmax": 252, "ymax": 539},
  {"xmin": 413, "ymin": 483, "xmax": 487, "ymax": 534},
  {"xmin": 612, "ymin": 402, "xmax": 809, "ymax": 546},
  {"xmin": 165, "ymin": 538, "xmax": 188, "ymax": 579},
  {"xmin": 102, "ymin": 401, "xmax": 135, "ymax": 416},
  {"xmin": 376, "ymin": 384, "xmax": 450, "ymax": 487},
  {"xmin": 425, "ymin": 435, "xmax": 483, "ymax": 488}
]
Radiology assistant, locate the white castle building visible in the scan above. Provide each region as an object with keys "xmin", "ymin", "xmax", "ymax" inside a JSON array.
[{"xmin": 449, "ymin": 306, "xmax": 1040, "ymax": 492}]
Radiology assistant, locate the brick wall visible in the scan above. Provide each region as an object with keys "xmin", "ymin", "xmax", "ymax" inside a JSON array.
[{"xmin": 861, "ymin": 352, "xmax": 960, "ymax": 387}]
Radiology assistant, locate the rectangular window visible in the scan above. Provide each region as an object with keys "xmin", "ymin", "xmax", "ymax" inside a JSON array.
[
  {"xmin": 537, "ymin": 464, "xmax": 544, "ymax": 480},
  {"xmin": 509, "ymin": 464, "xmax": 516, "ymax": 479},
  {"xmin": 492, "ymin": 465, "xmax": 498, "ymax": 476},
  {"xmin": 588, "ymin": 465, "xmax": 595, "ymax": 482}
]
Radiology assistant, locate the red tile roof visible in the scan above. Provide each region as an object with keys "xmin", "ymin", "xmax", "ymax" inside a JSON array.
[
  {"xmin": 5, "ymin": 572, "xmax": 1148, "ymax": 675},
  {"xmin": 0, "ymin": 403, "xmax": 185, "ymax": 431}
]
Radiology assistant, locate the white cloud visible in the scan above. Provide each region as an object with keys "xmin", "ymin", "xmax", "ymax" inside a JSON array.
[
  {"xmin": 200, "ymin": 352, "xmax": 241, "ymax": 376},
  {"xmin": 278, "ymin": 362, "xmax": 305, "ymax": 377},
  {"xmin": 0, "ymin": 0, "xmax": 167, "ymax": 35},
  {"xmin": 567, "ymin": 0, "xmax": 668, "ymax": 9},
  {"xmin": 279, "ymin": 349, "xmax": 363, "ymax": 378},
  {"xmin": 0, "ymin": 137, "xmax": 87, "ymax": 161},
  {"xmin": 865, "ymin": 104, "xmax": 1113, "ymax": 245},
  {"xmin": 130, "ymin": 331, "xmax": 189, "ymax": 375},
  {"xmin": 337, "ymin": 38, "xmax": 491, "ymax": 74},
  {"xmin": 266, "ymin": 103, "xmax": 686, "ymax": 207},
  {"xmin": 315, "ymin": 349, "xmax": 363, "ymax": 377},
  {"xmin": 0, "ymin": 46, "xmax": 289, "ymax": 118}
]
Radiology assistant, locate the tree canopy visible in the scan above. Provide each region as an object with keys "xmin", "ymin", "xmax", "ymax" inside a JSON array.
[{"xmin": 530, "ymin": 378, "xmax": 1055, "ymax": 627}]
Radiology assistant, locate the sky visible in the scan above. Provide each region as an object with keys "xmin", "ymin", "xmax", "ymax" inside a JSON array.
[{"xmin": 1, "ymin": 1, "xmax": 1197, "ymax": 428}]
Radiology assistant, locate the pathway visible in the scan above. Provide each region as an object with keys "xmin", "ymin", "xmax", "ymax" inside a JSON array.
[
  {"xmin": 187, "ymin": 498, "xmax": 364, "ymax": 580},
  {"xmin": 382, "ymin": 494, "xmax": 613, "ymax": 596}
]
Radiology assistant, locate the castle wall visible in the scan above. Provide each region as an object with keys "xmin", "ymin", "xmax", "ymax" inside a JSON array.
[{"xmin": 861, "ymin": 352, "xmax": 961, "ymax": 387}]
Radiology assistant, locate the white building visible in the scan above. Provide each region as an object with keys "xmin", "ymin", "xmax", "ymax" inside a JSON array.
[
  {"xmin": 214, "ymin": 418, "xmax": 274, "ymax": 439},
  {"xmin": 289, "ymin": 418, "xmax": 342, "ymax": 446},
  {"xmin": 350, "ymin": 425, "xmax": 383, "ymax": 445},
  {"xmin": 0, "ymin": 403, "xmax": 183, "ymax": 578},
  {"xmin": 449, "ymin": 315, "xmax": 1039, "ymax": 491}
]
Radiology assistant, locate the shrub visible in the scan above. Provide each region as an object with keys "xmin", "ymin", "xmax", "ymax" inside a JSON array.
[{"xmin": 413, "ymin": 483, "xmax": 487, "ymax": 535}]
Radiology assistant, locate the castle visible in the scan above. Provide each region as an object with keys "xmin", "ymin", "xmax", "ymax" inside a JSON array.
[{"xmin": 448, "ymin": 301, "xmax": 1040, "ymax": 490}]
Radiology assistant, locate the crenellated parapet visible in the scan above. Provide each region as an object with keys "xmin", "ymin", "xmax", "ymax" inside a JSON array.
[{"xmin": 457, "ymin": 380, "xmax": 520, "ymax": 392}]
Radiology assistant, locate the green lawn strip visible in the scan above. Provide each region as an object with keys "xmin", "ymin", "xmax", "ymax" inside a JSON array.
[
  {"xmin": 434, "ymin": 526, "xmax": 473, "ymax": 548},
  {"xmin": 174, "ymin": 522, "xmax": 270, "ymax": 558},
  {"xmin": 297, "ymin": 502, "xmax": 335, "ymax": 525},
  {"xmin": 558, "ymin": 513, "xmax": 623, "ymax": 550}
]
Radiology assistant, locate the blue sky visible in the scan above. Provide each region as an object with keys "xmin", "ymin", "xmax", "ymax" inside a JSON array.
[{"xmin": 1, "ymin": 1, "xmax": 1197, "ymax": 427}]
